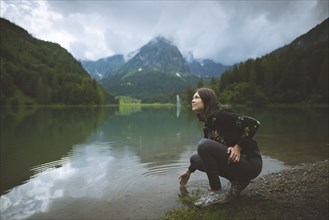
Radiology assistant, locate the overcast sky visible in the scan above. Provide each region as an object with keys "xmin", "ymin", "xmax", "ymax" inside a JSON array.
[{"xmin": 1, "ymin": 0, "xmax": 328, "ymax": 65}]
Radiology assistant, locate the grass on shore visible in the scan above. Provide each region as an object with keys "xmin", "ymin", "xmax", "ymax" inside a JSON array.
[
  {"xmin": 163, "ymin": 193, "xmax": 259, "ymax": 220},
  {"xmin": 163, "ymin": 192, "xmax": 292, "ymax": 220}
]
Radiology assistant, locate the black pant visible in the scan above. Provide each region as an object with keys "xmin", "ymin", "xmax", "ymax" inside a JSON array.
[{"xmin": 188, "ymin": 138, "xmax": 263, "ymax": 190}]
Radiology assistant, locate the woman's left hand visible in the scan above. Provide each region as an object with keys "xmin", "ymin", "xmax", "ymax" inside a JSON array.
[{"xmin": 227, "ymin": 144, "xmax": 241, "ymax": 163}]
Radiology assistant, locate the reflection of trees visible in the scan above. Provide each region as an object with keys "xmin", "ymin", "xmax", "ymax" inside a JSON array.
[
  {"xmin": 0, "ymin": 106, "xmax": 118, "ymax": 194},
  {"xmin": 118, "ymin": 105, "xmax": 141, "ymax": 115},
  {"xmin": 103, "ymin": 107, "xmax": 201, "ymax": 166},
  {"xmin": 104, "ymin": 106, "xmax": 328, "ymax": 168},
  {"xmin": 238, "ymin": 107, "xmax": 328, "ymax": 165}
]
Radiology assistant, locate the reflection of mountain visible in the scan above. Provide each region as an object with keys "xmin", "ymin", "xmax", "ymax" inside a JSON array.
[
  {"xmin": 0, "ymin": 107, "xmax": 117, "ymax": 194},
  {"xmin": 1, "ymin": 106, "xmax": 327, "ymax": 219},
  {"xmin": 102, "ymin": 107, "xmax": 202, "ymax": 164},
  {"xmin": 98, "ymin": 106, "xmax": 328, "ymax": 167}
]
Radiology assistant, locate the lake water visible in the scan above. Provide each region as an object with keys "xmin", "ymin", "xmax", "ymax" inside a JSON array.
[{"xmin": 1, "ymin": 106, "xmax": 328, "ymax": 219}]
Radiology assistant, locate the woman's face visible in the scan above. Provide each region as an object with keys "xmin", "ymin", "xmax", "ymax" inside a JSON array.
[{"xmin": 192, "ymin": 92, "xmax": 204, "ymax": 112}]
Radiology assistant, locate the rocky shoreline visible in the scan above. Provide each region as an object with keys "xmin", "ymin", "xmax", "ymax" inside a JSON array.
[
  {"xmin": 166, "ymin": 159, "xmax": 328, "ymax": 220},
  {"xmin": 229, "ymin": 159, "xmax": 329, "ymax": 219}
]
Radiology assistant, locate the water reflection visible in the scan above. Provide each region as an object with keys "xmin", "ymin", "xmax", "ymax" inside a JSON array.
[
  {"xmin": 0, "ymin": 107, "xmax": 115, "ymax": 194},
  {"xmin": 1, "ymin": 107, "xmax": 197, "ymax": 220},
  {"xmin": 104, "ymin": 107, "xmax": 200, "ymax": 165},
  {"xmin": 1, "ymin": 142, "xmax": 124, "ymax": 219},
  {"xmin": 0, "ymin": 106, "xmax": 327, "ymax": 219},
  {"xmin": 240, "ymin": 107, "xmax": 328, "ymax": 165}
]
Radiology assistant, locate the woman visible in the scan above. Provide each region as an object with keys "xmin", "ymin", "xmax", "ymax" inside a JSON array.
[{"xmin": 179, "ymin": 88, "xmax": 262, "ymax": 207}]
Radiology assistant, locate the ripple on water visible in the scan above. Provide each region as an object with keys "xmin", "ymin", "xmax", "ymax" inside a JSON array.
[{"xmin": 142, "ymin": 161, "xmax": 189, "ymax": 176}]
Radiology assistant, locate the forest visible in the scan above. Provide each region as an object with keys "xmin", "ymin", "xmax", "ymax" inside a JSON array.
[
  {"xmin": 0, "ymin": 18, "xmax": 117, "ymax": 106},
  {"xmin": 184, "ymin": 19, "xmax": 328, "ymax": 106},
  {"xmin": 1, "ymin": 17, "xmax": 328, "ymax": 106},
  {"xmin": 218, "ymin": 41, "xmax": 328, "ymax": 105}
]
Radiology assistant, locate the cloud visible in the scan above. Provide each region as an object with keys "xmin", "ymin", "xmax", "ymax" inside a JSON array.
[{"xmin": 1, "ymin": 0, "xmax": 328, "ymax": 65}]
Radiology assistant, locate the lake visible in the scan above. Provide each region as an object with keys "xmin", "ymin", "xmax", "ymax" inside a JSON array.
[{"xmin": 1, "ymin": 105, "xmax": 328, "ymax": 219}]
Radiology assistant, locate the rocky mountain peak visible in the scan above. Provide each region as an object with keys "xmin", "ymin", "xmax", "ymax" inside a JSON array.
[
  {"xmin": 150, "ymin": 35, "xmax": 173, "ymax": 45},
  {"xmin": 119, "ymin": 35, "xmax": 188, "ymax": 75}
]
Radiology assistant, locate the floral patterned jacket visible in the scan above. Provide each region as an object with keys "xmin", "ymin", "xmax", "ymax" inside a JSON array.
[{"xmin": 203, "ymin": 108, "xmax": 261, "ymax": 156}]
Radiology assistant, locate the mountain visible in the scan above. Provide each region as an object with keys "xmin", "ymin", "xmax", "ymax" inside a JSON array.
[
  {"xmin": 290, "ymin": 18, "xmax": 328, "ymax": 48},
  {"xmin": 82, "ymin": 36, "xmax": 229, "ymax": 103},
  {"xmin": 82, "ymin": 44, "xmax": 228, "ymax": 82},
  {"xmin": 219, "ymin": 17, "xmax": 328, "ymax": 105},
  {"xmin": 99, "ymin": 36, "xmax": 199, "ymax": 103},
  {"xmin": 0, "ymin": 18, "xmax": 117, "ymax": 105},
  {"xmin": 81, "ymin": 54, "xmax": 125, "ymax": 80},
  {"xmin": 117, "ymin": 36, "xmax": 190, "ymax": 76},
  {"xmin": 188, "ymin": 58, "xmax": 230, "ymax": 78},
  {"xmin": 273, "ymin": 17, "xmax": 328, "ymax": 53}
]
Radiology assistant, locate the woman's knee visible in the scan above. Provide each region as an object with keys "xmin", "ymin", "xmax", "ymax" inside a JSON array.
[
  {"xmin": 190, "ymin": 154, "xmax": 200, "ymax": 164},
  {"xmin": 197, "ymin": 138, "xmax": 210, "ymax": 154},
  {"xmin": 197, "ymin": 138, "xmax": 228, "ymax": 161},
  {"xmin": 189, "ymin": 154, "xmax": 205, "ymax": 172}
]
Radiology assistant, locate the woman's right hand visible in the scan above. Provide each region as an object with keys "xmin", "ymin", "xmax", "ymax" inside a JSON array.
[
  {"xmin": 178, "ymin": 170, "xmax": 191, "ymax": 187},
  {"xmin": 227, "ymin": 144, "xmax": 241, "ymax": 164}
]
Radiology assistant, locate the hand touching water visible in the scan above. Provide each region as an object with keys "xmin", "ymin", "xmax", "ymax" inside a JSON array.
[{"xmin": 178, "ymin": 170, "xmax": 191, "ymax": 187}]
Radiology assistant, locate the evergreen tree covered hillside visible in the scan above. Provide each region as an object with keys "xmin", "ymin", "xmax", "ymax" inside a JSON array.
[
  {"xmin": 0, "ymin": 18, "xmax": 117, "ymax": 105},
  {"xmin": 219, "ymin": 18, "xmax": 328, "ymax": 105}
]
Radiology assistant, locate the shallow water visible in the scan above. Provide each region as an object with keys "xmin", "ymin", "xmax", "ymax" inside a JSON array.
[{"xmin": 0, "ymin": 106, "xmax": 327, "ymax": 219}]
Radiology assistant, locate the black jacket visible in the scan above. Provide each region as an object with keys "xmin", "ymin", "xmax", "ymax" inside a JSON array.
[{"xmin": 203, "ymin": 109, "xmax": 260, "ymax": 156}]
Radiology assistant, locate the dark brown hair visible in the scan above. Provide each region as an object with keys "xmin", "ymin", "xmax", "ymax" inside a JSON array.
[{"xmin": 196, "ymin": 87, "xmax": 222, "ymax": 121}]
